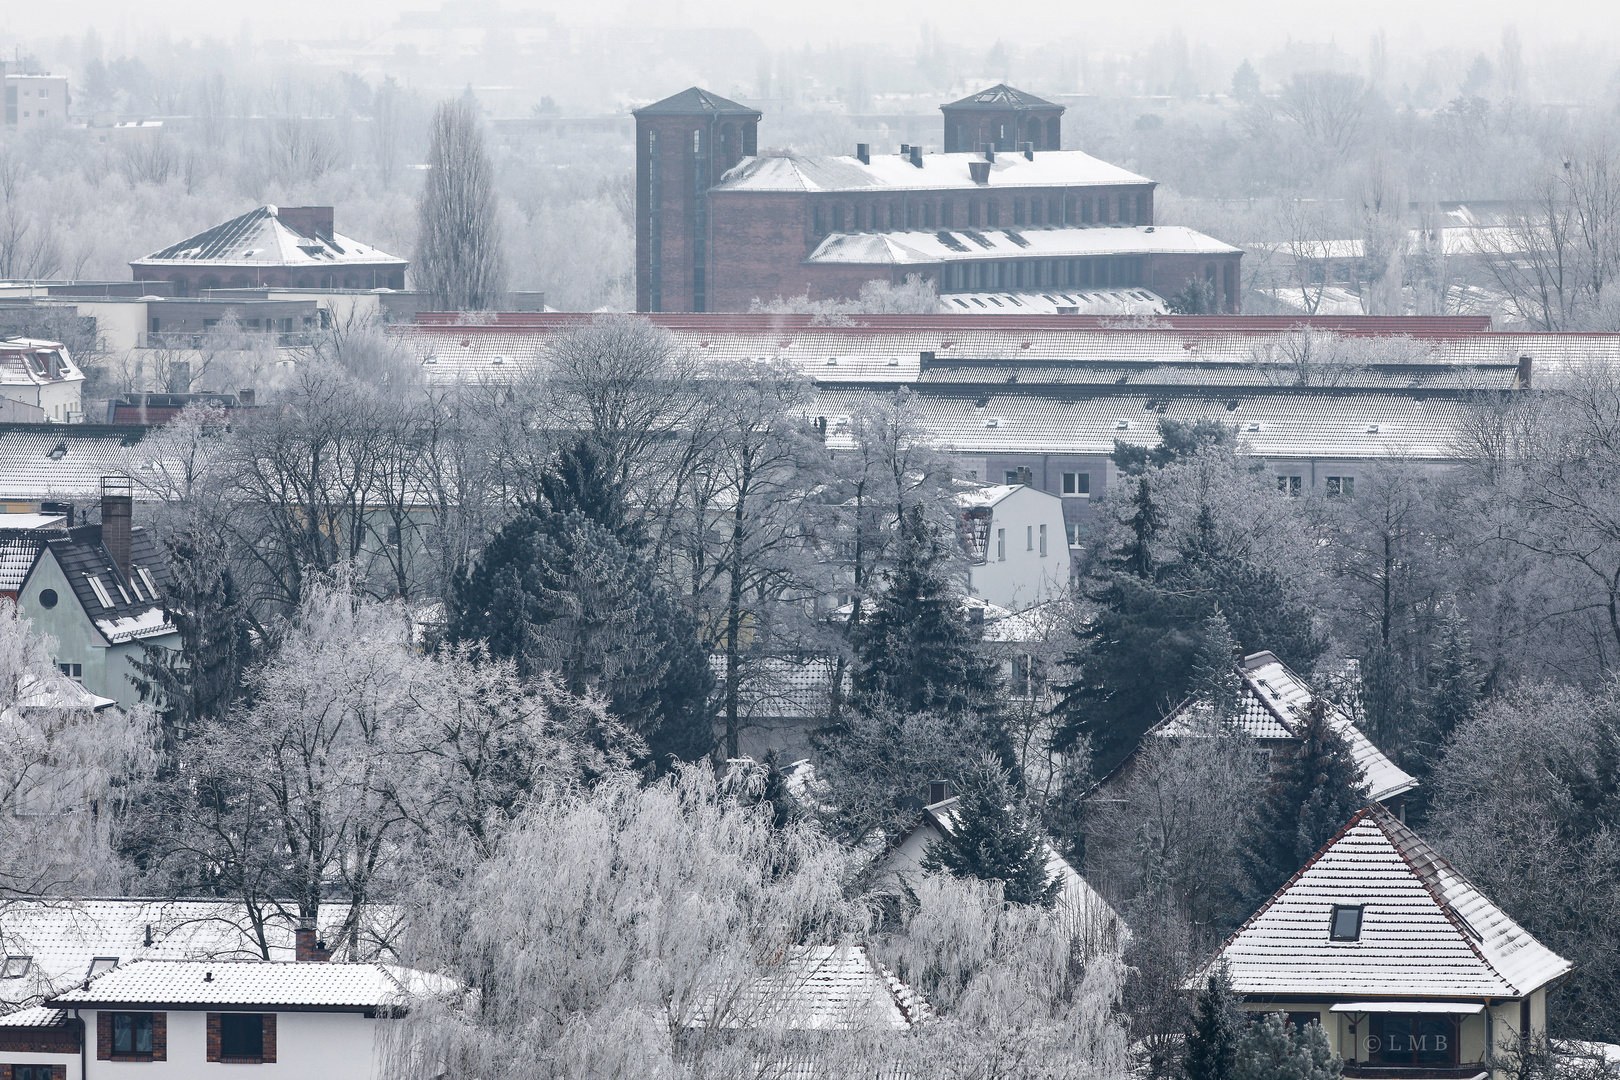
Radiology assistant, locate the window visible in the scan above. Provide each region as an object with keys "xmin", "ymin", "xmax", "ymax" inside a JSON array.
[
  {"xmin": 58, "ymin": 663, "xmax": 82, "ymax": 679},
  {"xmin": 1277, "ymin": 475, "xmax": 1302, "ymax": 497},
  {"xmin": 14, "ymin": 1066, "xmax": 52, "ymax": 1080},
  {"xmin": 138, "ymin": 567, "xmax": 159, "ymax": 598},
  {"xmin": 221, "ymin": 1013, "xmax": 265, "ymax": 1060},
  {"xmin": 1005, "ymin": 471, "xmax": 1019, "ymax": 484},
  {"xmin": 1287, "ymin": 1012, "xmax": 1323, "ymax": 1033},
  {"xmin": 1367, "ymin": 1014, "xmax": 1459, "ymax": 1066},
  {"xmin": 89, "ymin": 957, "xmax": 119, "ymax": 977},
  {"xmin": 37, "ymin": 588, "xmax": 57, "ymax": 608},
  {"xmin": 113, "ymin": 1012, "xmax": 155, "ymax": 1055},
  {"xmin": 1026, "ymin": 525, "xmax": 1034, "ymax": 551},
  {"xmin": 996, "ymin": 529, "xmax": 1005, "ymax": 561},
  {"xmin": 1039, "ymin": 523, "xmax": 1048, "ymax": 556},
  {"xmin": 1066, "ymin": 522, "xmax": 1082, "ymax": 547},
  {"xmin": 1, "ymin": 955, "xmax": 30, "ymax": 978},
  {"xmin": 1329, "ymin": 904, "xmax": 1363, "ymax": 941},
  {"xmin": 86, "ymin": 573, "xmax": 114, "ymax": 608},
  {"xmin": 1326, "ymin": 476, "xmax": 1354, "ymax": 497},
  {"xmin": 1061, "ymin": 472, "xmax": 1090, "ymax": 497}
]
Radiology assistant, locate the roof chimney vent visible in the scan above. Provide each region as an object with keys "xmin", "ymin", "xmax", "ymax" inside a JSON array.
[
  {"xmin": 928, "ymin": 780, "xmax": 950, "ymax": 804},
  {"xmin": 1022, "ymin": 141, "xmax": 1034, "ymax": 161},
  {"xmin": 968, "ymin": 160, "xmax": 991, "ymax": 184},
  {"xmin": 899, "ymin": 143, "xmax": 910, "ymax": 156},
  {"xmin": 856, "ymin": 143, "xmax": 870, "ymax": 165},
  {"xmin": 983, "ymin": 146, "xmax": 995, "ymax": 163},
  {"xmin": 100, "ymin": 476, "xmax": 133, "ymax": 584},
  {"xmin": 1517, "ymin": 353, "xmax": 1532, "ymax": 389},
  {"xmin": 909, "ymin": 145, "xmax": 923, "ymax": 168}
]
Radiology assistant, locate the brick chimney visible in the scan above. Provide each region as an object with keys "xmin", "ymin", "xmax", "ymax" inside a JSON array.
[
  {"xmin": 100, "ymin": 476, "xmax": 132, "ymax": 584},
  {"xmin": 294, "ymin": 922, "xmax": 330, "ymax": 962},
  {"xmin": 276, "ymin": 206, "xmax": 334, "ymax": 240}
]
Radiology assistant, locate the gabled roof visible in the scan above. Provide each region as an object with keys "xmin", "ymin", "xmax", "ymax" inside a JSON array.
[
  {"xmin": 0, "ymin": 897, "xmax": 398, "ymax": 1009},
  {"xmin": 691, "ymin": 945, "xmax": 930, "ymax": 1031},
  {"xmin": 132, "ymin": 206, "xmax": 406, "ymax": 270},
  {"xmin": 1213, "ymin": 805, "xmax": 1571, "ymax": 999},
  {"xmin": 1153, "ymin": 651, "xmax": 1417, "ymax": 804},
  {"xmin": 633, "ymin": 86, "xmax": 760, "ymax": 117},
  {"xmin": 49, "ymin": 959, "xmax": 445, "ymax": 1010},
  {"xmin": 28, "ymin": 525, "xmax": 174, "ymax": 644},
  {"xmin": 942, "ymin": 84, "xmax": 1062, "ymax": 111},
  {"xmin": 0, "ymin": 424, "xmax": 154, "ymax": 502}
]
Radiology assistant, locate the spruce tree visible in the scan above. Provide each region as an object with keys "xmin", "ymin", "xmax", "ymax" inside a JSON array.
[
  {"xmin": 852, "ymin": 506, "xmax": 1002, "ymax": 722},
  {"xmin": 1186, "ymin": 965, "xmax": 1242, "ymax": 1080},
  {"xmin": 1232, "ymin": 1012, "xmax": 1341, "ymax": 1080},
  {"xmin": 1241, "ymin": 702, "xmax": 1367, "ymax": 904},
  {"xmin": 1191, "ymin": 609, "xmax": 1242, "ymax": 721},
  {"xmin": 1420, "ymin": 608, "xmax": 1478, "ymax": 765},
  {"xmin": 922, "ymin": 758, "xmax": 1060, "ymax": 907}
]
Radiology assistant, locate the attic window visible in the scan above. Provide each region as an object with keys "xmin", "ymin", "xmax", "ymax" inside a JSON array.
[
  {"xmin": 86, "ymin": 574, "xmax": 115, "ymax": 609},
  {"xmin": 1, "ymin": 956, "xmax": 30, "ymax": 979},
  {"xmin": 48, "ymin": 442, "xmax": 67, "ymax": 461},
  {"xmin": 1329, "ymin": 905, "xmax": 1364, "ymax": 941},
  {"xmin": 138, "ymin": 567, "xmax": 158, "ymax": 597},
  {"xmin": 1448, "ymin": 905, "xmax": 1483, "ymax": 941},
  {"xmin": 88, "ymin": 957, "xmax": 118, "ymax": 977}
]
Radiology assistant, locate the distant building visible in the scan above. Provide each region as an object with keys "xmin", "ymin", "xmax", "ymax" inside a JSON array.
[
  {"xmin": 954, "ymin": 481, "xmax": 1069, "ymax": 610},
  {"xmin": 1204, "ymin": 804, "xmax": 1570, "ymax": 1080},
  {"xmin": 633, "ymin": 84, "xmax": 1242, "ymax": 313},
  {"xmin": 130, "ymin": 206, "xmax": 408, "ymax": 296},
  {"xmin": 0, "ymin": 338, "xmax": 85, "ymax": 423},
  {"xmin": 4, "ymin": 72, "xmax": 70, "ymax": 128}
]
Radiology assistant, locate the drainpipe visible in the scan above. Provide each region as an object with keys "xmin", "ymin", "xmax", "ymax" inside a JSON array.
[{"xmin": 75, "ymin": 1008, "xmax": 86, "ymax": 1080}]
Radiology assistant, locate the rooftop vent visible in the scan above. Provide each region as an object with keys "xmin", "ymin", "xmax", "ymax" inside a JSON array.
[
  {"xmin": 985, "ymin": 417, "xmax": 1000, "ymax": 428},
  {"xmin": 1022, "ymin": 141, "xmax": 1034, "ymax": 161},
  {"xmin": 968, "ymin": 160, "xmax": 991, "ymax": 184},
  {"xmin": 1367, "ymin": 423, "xmax": 1381, "ymax": 433},
  {"xmin": 899, "ymin": 144, "xmax": 910, "ymax": 155},
  {"xmin": 1247, "ymin": 422, "xmax": 1261, "ymax": 432},
  {"xmin": 1115, "ymin": 419, "xmax": 1130, "ymax": 430},
  {"xmin": 909, "ymin": 145, "xmax": 923, "ymax": 168},
  {"xmin": 856, "ymin": 143, "xmax": 870, "ymax": 165},
  {"xmin": 887, "ymin": 356, "xmax": 900, "ymax": 366},
  {"xmin": 826, "ymin": 357, "xmax": 838, "ymax": 366},
  {"xmin": 984, "ymin": 147, "xmax": 995, "ymax": 163}
]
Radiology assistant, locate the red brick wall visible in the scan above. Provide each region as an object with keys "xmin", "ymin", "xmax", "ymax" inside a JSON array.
[
  {"xmin": 133, "ymin": 265, "xmax": 404, "ymax": 294},
  {"xmin": 1148, "ymin": 252, "xmax": 1244, "ymax": 312},
  {"xmin": 208, "ymin": 1013, "xmax": 276, "ymax": 1063},
  {"xmin": 96, "ymin": 1012, "xmax": 165, "ymax": 1061},
  {"xmin": 0, "ymin": 1018, "xmax": 82, "ymax": 1054}
]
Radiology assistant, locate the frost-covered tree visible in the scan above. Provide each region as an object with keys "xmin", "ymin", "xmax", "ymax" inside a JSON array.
[{"xmin": 415, "ymin": 97, "xmax": 507, "ymax": 310}]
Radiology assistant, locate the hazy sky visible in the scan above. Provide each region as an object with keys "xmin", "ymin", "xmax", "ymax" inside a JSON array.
[{"xmin": 5, "ymin": 0, "xmax": 1618, "ymax": 55}]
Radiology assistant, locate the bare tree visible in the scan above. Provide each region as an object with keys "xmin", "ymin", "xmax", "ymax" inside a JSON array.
[{"xmin": 415, "ymin": 98, "xmax": 508, "ymax": 310}]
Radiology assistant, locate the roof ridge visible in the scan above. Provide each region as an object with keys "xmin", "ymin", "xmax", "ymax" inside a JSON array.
[
  {"xmin": 1366, "ymin": 804, "xmax": 1520, "ymax": 994},
  {"xmin": 1236, "ymin": 660, "xmax": 1305, "ymax": 736}
]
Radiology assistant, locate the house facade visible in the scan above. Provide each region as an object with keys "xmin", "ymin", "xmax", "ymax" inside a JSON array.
[
  {"xmin": 1206, "ymin": 805, "xmax": 1570, "ymax": 1080},
  {"xmin": 1, "ymin": 339, "xmax": 85, "ymax": 424},
  {"xmin": 954, "ymin": 482, "xmax": 1070, "ymax": 610},
  {"xmin": 0, "ymin": 480, "xmax": 177, "ymax": 708}
]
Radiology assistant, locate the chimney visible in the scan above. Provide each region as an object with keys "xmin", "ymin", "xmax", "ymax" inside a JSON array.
[
  {"xmin": 983, "ymin": 146, "xmax": 995, "ymax": 163},
  {"xmin": 928, "ymin": 780, "xmax": 950, "ymax": 805},
  {"xmin": 856, "ymin": 143, "xmax": 870, "ymax": 165},
  {"xmin": 238, "ymin": 387, "xmax": 256, "ymax": 407},
  {"xmin": 1014, "ymin": 466, "xmax": 1034, "ymax": 486},
  {"xmin": 968, "ymin": 160, "xmax": 990, "ymax": 184},
  {"xmin": 899, "ymin": 143, "xmax": 910, "ymax": 156},
  {"xmin": 101, "ymin": 476, "xmax": 133, "ymax": 584},
  {"xmin": 294, "ymin": 922, "xmax": 329, "ymax": 962},
  {"xmin": 909, "ymin": 145, "xmax": 923, "ymax": 168},
  {"xmin": 276, "ymin": 206, "xmax": 335, "ymax": 240},
  {"xmin": 1022, "ymin": 141, "xmax": 1034, "ymax": 161},
  {"xmin": 1516, "ymin": 353, "xmax": 1532, "ymax": 389},
  {"xmin": 41, "ymin": 501, "xmax": 74, "ymax": 527},
  {"xmin": 919, "ymin": 350, "xmax": 935, "ymax": 366}
]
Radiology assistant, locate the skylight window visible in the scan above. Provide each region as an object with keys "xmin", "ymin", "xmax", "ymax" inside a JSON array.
[
  {"xmin": 88, "ymin": 957, "xmax": 118, "ymax": 977},
  {"xmin": 1, "ymin": 956, "xmax": 31, "ymax": 979},
  {"xmin": 1330, "ymin": 905, "xmax": 1364, "ymax": 941},
  {"xmin": 86, "ymin": 574, "xmax": 114, "ymax": 609},
  {"xmin": 137, "ymin": 567, "xmax": 159, "ymax": 598}
]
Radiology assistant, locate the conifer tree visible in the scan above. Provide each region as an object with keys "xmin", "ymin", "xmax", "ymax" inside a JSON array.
[
  {"xmin": 1420, "ymin": 607, "xmax": 1478, "ymax": 764},
  {"xmin": 1185, "ymin": 965, "xmax": 1242, "ymax": 1080},
  {"xmin": 852, "ymin": 506, "xmax": 1002, "ymax": 722},
  {"xmin": 1191, "ymin": 609, "xmax": 1243, "ymax": 721},
  {"xmin": 1232, "ymin": 1012, "xmax": 1341, "ymax": 1080},
  {"xmin": 922, "ymin": 758, "xmax": 1060, "ymax": 907},
  {"xmin": 1241, "ymin": 702, "xmax": 1367, "ymax": 904}
]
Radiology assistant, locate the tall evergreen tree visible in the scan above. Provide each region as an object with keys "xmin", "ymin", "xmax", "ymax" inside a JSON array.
[
  {"xmin": 1185, "ymin": 965, "xmax": 1243, "ymax": 1080},
  {"xmin": 415, "ymin": 97, "xmax": 507, "ymax": 310},
  {"xmin": 922, "ymin": 758, "xmax": 1060, "ymax": 907},
  {"xmin": 1420, "ymin": 607, "xmax": 1479, "ymax": 764},
  {"xmin": 449, "ymin": 449, "xmax": 712, "ymax": 768},
  {"xmin": 1191, "ymin": 609, "xmax": 1243, "ymax": 721},
  {"xmin": 851, "ymin": 506, "xmax": 1003, "ymax": 722},
  {"xmin": 1241, "ymin": 702, "xmax": 1367, "ymax": 904}
]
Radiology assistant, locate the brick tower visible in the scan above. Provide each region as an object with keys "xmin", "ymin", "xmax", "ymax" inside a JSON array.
[
  {"xmin": 633, "ymin": 87, "xmax": 761, "ymax": 313},
  {"xmin": 941, "ymin": 84, "xmax": 1065, "ymax": 153}
]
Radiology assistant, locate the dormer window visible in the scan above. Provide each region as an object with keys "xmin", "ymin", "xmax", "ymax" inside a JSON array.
[
  {"xmin": 88, "ymin": 956, "xmax": 119, "ymax": 977},
  {"xmin": 1330, "ymin": 904, "xmax": 1363, "ymax": 941}
]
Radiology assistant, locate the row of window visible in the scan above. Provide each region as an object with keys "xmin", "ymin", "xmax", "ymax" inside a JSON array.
[
  {"xmin": 946, "ymin": 258, "xmax": 1144, "ymax": 293},
  {"xmin": 99, "ymin": 1011, "xmax": 271, "ymax": 1063},
  {"xmin": 811, "ymin": 191, "xmax": 1149, "ymax": 236},
  {"xmin": 1277, "ymin": 475, "xmax": 1355, "ymax": 496},
  {"xmin": 992, "ymin": 524, "xmax": 1050, "ymax": 560}
]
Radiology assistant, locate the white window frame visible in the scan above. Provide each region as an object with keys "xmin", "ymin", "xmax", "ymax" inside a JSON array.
[
  {"xmin": 1061, "ymin": 471, "xmax": 1091, "ymax": 498},
  {"xmin": 996, "ymin": 529, "xmax": 1005, "ymax": 561},
  {"xmin": 86, "ymin": 573, "xmax": 114, "ymax": 609}
]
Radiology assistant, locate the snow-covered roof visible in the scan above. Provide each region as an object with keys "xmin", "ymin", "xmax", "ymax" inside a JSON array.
[
  {"xmin": 0, "ymin": 1005, "xmax": 72, "ymax": 1028},
  {"xmin": 939, "ymin": 289, "xmax": 1165, "ymax": 315},
  {"xmin": 1, "ymin": 524, "xmax": 177, "ymax": 646},
  {"xmin": 0, "ymin": 898, "xmax": 398, "ymax": 1009},
  {"xmin": 1153, "ymin": 651, "xmax": 1417, "ymax": 805},
  {"xmin": 50, "ymin": 959, "xmax": 441, "ymax": 1009},
  {"xmin": 691, "ymin": 945, "xmax": 930, "ymax": 1031},
  {"xmin": 942, "ymin": 84, "xmax": 1062, "ymax": 111},
  {"xmin": 716, "ymin": 149, "xmax": 1149, "ymax": 194},
  {"xmin": 804, "ymin": 225, "xmax": 1239, "ymax": 266},
  {"xmin": 1212, "ymin": 806, "xmax": 1571, "ymax": 999},
  {"xmin": 0, "ymin": 339, "xmax": 83, "ymax": 390},
  {"xmin": 131, "ymin": 206, "xmax": 406, "ymax": 270},
  {"xmin": 954, "ymin": 481, "xmax": 1021, "ymax": 509}
]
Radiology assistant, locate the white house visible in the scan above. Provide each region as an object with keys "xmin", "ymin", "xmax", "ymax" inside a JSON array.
[
  {"xmin": 0, "ymin": 339, "xmax": 84, "ymax": 424},
  {"xmin": 1204, "ymin": 804, "xmax": 1571, "ymax": 1080},
  {"xmin": 954, "ymin": 483, "xmax": 1069, "ymax": 610},
  {"xmin": 0, "ymin": 480, "xmax": 177, "ymax": 708},
  {"xmin": 1, "ymin": 958, "xmax": 454, "ymax": 1080}
]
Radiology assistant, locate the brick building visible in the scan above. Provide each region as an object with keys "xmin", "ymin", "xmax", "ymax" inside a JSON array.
[
  {"xmin": 634, "ymin": 84, "xmax": 1242, "ymax": 313},
  {"xmin": 131, "ymin": 206, "xmax": 408, "ymax": 296}
]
